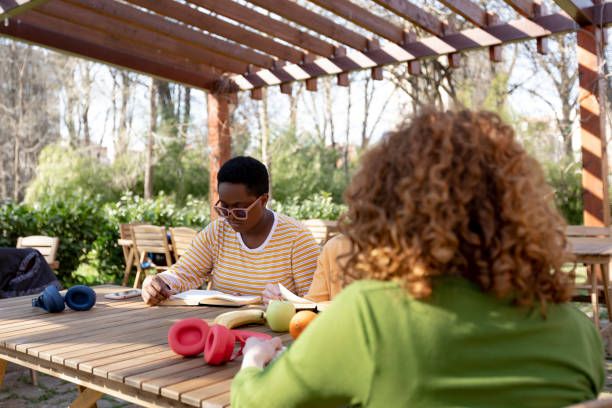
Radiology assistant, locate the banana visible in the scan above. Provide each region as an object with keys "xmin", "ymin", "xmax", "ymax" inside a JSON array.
[{"xmin": 214, "ymin": 309, "xmax": 265, "ymax": 329}]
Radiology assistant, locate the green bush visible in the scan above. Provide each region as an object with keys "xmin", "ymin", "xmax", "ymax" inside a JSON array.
[
  {"xmin": 543, "ymin": 160, "xmax": 583, "ymax": 225},
  {"xmin": 270, "ymin": 192, "xmax": 346, "ymax": 220},
  {"xmin": 0, "ymin": 194, "xmax": 119, "ymax": 286}
]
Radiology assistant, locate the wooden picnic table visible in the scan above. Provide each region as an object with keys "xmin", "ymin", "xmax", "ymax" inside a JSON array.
[{"xmin": 0, "ymin": 285, "xmax": 288, "ymax": 408}]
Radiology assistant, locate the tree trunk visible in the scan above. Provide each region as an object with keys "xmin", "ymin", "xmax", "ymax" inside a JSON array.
[
  {"xmin": 144, "ymin": 79, "xmax": 157, "ymax": 200},
  {"xmin": 344, "ymin": 80, "xmax": 351, "ymax": 184},
  {"xmin": 259, "ymin": 88, "xmax": 272, "ymax": 199}
]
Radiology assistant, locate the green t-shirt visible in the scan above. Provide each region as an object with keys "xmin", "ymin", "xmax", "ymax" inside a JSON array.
[{"xmin": 232, "ymin": 277, "xmax": 605, "ymax": 408}]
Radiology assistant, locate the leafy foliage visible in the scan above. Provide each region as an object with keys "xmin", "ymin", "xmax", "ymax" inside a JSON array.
[
  {"xmin": 543, "ymin": 160, "xmax": 583, "ymax": 225},
  {"xmin": 270, "ymin": 192, "xmax": 346, "ymax": 220},
  {"xmin": 270, "ymin": 130, "xmax": 350, "ymax": 203}
]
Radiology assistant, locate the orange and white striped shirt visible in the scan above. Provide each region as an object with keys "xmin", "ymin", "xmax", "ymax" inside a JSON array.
[{"xmin": 158, "ymin": 212, "xmax": 320, "ymax": 297}]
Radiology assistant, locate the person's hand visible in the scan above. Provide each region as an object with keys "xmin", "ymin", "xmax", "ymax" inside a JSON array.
[
  {"xmin": 241, "ymin": 336, "xmax": 283, "ymax": 370},
  {"xmin": 141, "ymin": 275, "xmax": 176, "ymax": 306},
  {"xmin": 262, "ymin": 283, "xmax": 283, "ymax": 306}
]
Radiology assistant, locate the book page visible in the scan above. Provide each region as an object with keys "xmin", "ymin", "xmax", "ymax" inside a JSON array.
[
  {"xmin": 278, "ymin": 283, "xmax": 316, "ymax": 306},
  {"xmin": 170, "ymin": 290, "xmax": 223, "ymax": 301},
  {"xmin": 198, "ymin": 293, "xmax": 260, "ymax": 304}
]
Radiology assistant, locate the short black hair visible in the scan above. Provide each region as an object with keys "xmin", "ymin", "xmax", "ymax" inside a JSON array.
[{"xmin": 217, "ymin": 156, "xmax": 269, "ymax": 196}]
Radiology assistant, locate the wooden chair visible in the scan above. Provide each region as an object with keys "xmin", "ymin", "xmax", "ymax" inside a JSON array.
[
  {"xmin": 169, "ymin": 227, "xmax": 198, "ymax": 261},
  {"xmin": 16, "ymin": 235, "xmax": 60, "ymax": 386},
  {"xmin": 16, "ymin": 235, "xmax": 60, "ymax": 270},
  {"xmin": 566, "ymin": 225, "xmax": 612, "ymax": 331},
  {"xmin": 118, "ymin": 222, "xmax": 151, "ymax": 287},
  {"xmin": 131, "ymin": 225, "xmax": 173, "ymax": 288},
  {"xmin": 301, "ymin": 219, "xmax": 339, "ymax": 246}
]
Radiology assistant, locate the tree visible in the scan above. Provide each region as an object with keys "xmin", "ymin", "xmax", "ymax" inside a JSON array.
[{"xmin": 0, "ymin": 40, "xmax": 60, "ymax": 202}]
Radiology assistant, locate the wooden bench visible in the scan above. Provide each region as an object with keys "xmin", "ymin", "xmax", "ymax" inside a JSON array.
[{"xmin": 301, "ymin": 219, "xmax": 339, "ymax": 246}]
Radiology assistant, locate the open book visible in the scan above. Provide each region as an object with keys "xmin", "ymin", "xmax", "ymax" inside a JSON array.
[
  {"xmin": 161, "ymin": 290, "xmax": 260, "ymax": 307},
  {"xmin": 279, "ymin": 284, "xmax": 331, "ymax": 312}
]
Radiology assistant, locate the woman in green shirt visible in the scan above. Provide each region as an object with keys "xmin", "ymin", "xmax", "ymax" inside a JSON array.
[{"xmin": 231, "ymin": 109, "xmax": 605, "ymax": 408}]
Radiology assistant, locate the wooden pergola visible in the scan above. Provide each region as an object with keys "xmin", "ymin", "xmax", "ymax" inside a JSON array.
[{"xmin": 1, "ymin": 0, "xmax": 611, "ymax": 226}]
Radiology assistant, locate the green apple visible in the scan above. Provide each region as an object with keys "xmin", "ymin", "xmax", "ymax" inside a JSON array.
[{"xmin": 266, "ymin": 300, "xmax": 296, "ymax": 332}]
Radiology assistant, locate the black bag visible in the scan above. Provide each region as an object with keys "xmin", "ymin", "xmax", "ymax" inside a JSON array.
[{"xmin": 0, "ymin": 248, "xmax": 62, "ymax": 299}]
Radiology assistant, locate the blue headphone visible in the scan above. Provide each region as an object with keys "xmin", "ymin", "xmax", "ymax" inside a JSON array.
[{"xmin": 32, "ymin": 285, "xmax": 96, "ymax": 313}]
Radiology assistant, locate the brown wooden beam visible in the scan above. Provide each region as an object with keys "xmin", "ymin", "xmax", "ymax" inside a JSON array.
[
  {"xmin": 371, "ymin": 0, "xmax": 446, "ymax": 37},
  {"xmin": 68, "ymin": 0, "xmax": 274, "ymax": 69},
  {"xmin": 503, "ymin": 0, "xmax": 536, "ymax": 18},
  {"xmin": 578, "ymin": 25, "xmax": 609, "ymax": 226},
  {"xmin": 36, "ymin": 0, "xmax": 250, "ymax": 74},
  {"xmin": 552, "ymin": 0, "xmax": 594, "ymax": 25},
  {"xmin": 246, "ymin": 0, "xmax": 370, "ymax": 51},
  {"xmin": 438, "ymin": 0, "xmax": 488, "ymax": 27},
  {"xmin": 0, "ymin": 0, "xmax": 48, "ymax": 19},
  {"xmin": 306, "ymin": 0, "xmax": 405, "ymax": 44},
  {"xmin": 231, "ymin": 10, "xmax": 590, "ymax": 90},
  {"xmin": 188, "ymin": 0, "xmax": 335, "ymax": 57},
  {"xmin": 125, "ymin": 0, "xmax": 304, "ymax": 64},
  {"xmin": 0, "ymin": 16, "xmax": 220, "ymax": 91},
  {"xmin": 207, "ymin": 93, "xmax": 231, "ymax": 214}
]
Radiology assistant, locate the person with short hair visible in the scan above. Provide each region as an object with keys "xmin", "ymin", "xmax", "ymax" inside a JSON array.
[
  {"xmin": 231, "ymin": 109, "xmax": 605, "ymax": 408},
  {"xmin": 141, "ymin": 156, "xmax": 320, "ymax": 305}
]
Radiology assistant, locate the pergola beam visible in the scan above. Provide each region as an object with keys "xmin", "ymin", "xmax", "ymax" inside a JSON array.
[
  {"xmin": 372, "ymin": 0, "xmax": 447, "ymax": 37},
  {"xmin": 503, "ymin": 0, "xmax": 536, "ymax": 18},
  {"xmin": 67, "ymin": 0, "xmax": 275, "ymax": 69},
  {"xmin": 552, "ymin": 0, "xmax": 594, "ymax": 25},
  {"xmin": 36, "ymin": 0, "xmax": 251, "ymax": 74},
  {"xmin": 125, "ymin": 0, "xmax": 305, "ymax": 64},
  {"xmin": 0, "ymin": 0, "xmax": 48, "ymax": 19},
  {"xmin": 246, "ymin": 0, "xmax": 370, "ymax": 51},
  {"xmin": 0, "ymin": 16, "xmax": 221, "ymax": 91},
  {"xmin": 187, "ymin": 0, "xmax": 336, "ymax": 57},
  {"xmin": 438, "ymin": 0, "xmax": 488, "ymax": 27},
  {"xmin": 306, "ymin": 0, "xmax": 405, "ymax": 44},
  {"xmin": 231, "ymin": 10, "xmax": 592, "ymax": 90}
]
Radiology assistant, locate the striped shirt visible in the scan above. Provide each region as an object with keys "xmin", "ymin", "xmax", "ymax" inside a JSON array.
[{"xmin": 159, "ymin": 212, "xmax": 320, "ymax": 297}]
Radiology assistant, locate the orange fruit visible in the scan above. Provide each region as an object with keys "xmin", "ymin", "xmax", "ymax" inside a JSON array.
[{"xmin": 289, "ymin": 310, "xmax": 318, "ymax": 339}]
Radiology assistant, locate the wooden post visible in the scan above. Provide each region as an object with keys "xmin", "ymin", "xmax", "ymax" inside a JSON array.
[
  {"xmin": 578, "ymin": 25, "xmax": 610, "ymax": 227},
  {"xmin": 207, "ymin": 93, "xmax": 231, "ymax": 218}
]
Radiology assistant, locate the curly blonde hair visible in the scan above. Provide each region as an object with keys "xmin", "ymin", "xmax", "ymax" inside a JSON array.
[{"xmin": 340, "ymin": 109, "xmax": 574, "ymax": 311}]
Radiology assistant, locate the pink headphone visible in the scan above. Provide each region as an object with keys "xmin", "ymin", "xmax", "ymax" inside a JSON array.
[{"xmin": 168, "ymin": 318, "xmax": 271, "ymax": 364}]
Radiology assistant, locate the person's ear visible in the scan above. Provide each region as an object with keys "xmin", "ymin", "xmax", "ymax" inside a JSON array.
[{"xmin": 261, "ymin": 193, "xmax": 270, "ymax": 207}]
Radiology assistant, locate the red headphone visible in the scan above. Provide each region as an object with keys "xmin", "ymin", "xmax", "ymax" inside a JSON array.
[{"xmin": 168, "ymin": 318, "xmax": 271, "ymax": 364}]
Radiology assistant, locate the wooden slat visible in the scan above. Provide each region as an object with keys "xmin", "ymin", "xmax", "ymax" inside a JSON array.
[
  {"xmin": 306, "ymin": 0, "xmax": 405, "ymax": 44},
  {"xmin": 438, "ymin": 0, "xmax": 488, "ymax": 27},
  {"xmin": 36, "ymin": 0, "xmax": 249, "ymax": 74},
  {"xmin": 124, "ymin": 0, "xmax": 304, "ymax": 64},
  {"xmin": 231, "ymin": 10, "xmax": 587, "ymax": 91},
  {"xmin": 0, "ymin": 16, "xmax": 220, "ymax": 91},
  {"xmin": 552, "ymin": 0, "xmax": 594, "ymax": 25},
  {"xmin": 246, "ymin": 0, "xmax": 370, "ymax": 51},
  {"xmin": 0, "ymin": 0, "xmax": 48, "ymax": 18},
  {"xmin": 201, "ymin": 391, "xmax": 230, "ymax": 408},
  {"xmin": 372, "ymin": 0, "xmax": 446, "ymax": 37},
  {"xmin": 181, "ymin": 378, "xmax": 233, "ymax": 406},
  {"xmin": 503, "ymin": 0, "xmax": 536, "ymax": 18},
  {"xmin": 188, "ymin": 0, "xmax": 335, "ymax": 57},
  {"xmin": 68, "ymin": 0, "xmax": 274, "ymax": 68},
  {"xmin": 160, "ymin": 364, "xmax": 239, "ymax": 399},
  {"xmin": 566, "ymin": 225, "xmax": 612, "ymax": 237}
]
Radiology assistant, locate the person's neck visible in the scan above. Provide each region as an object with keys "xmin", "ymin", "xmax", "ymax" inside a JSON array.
[{"xmin": 241, "ymin": 209, "xmax": 274, "ymax": 249}]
